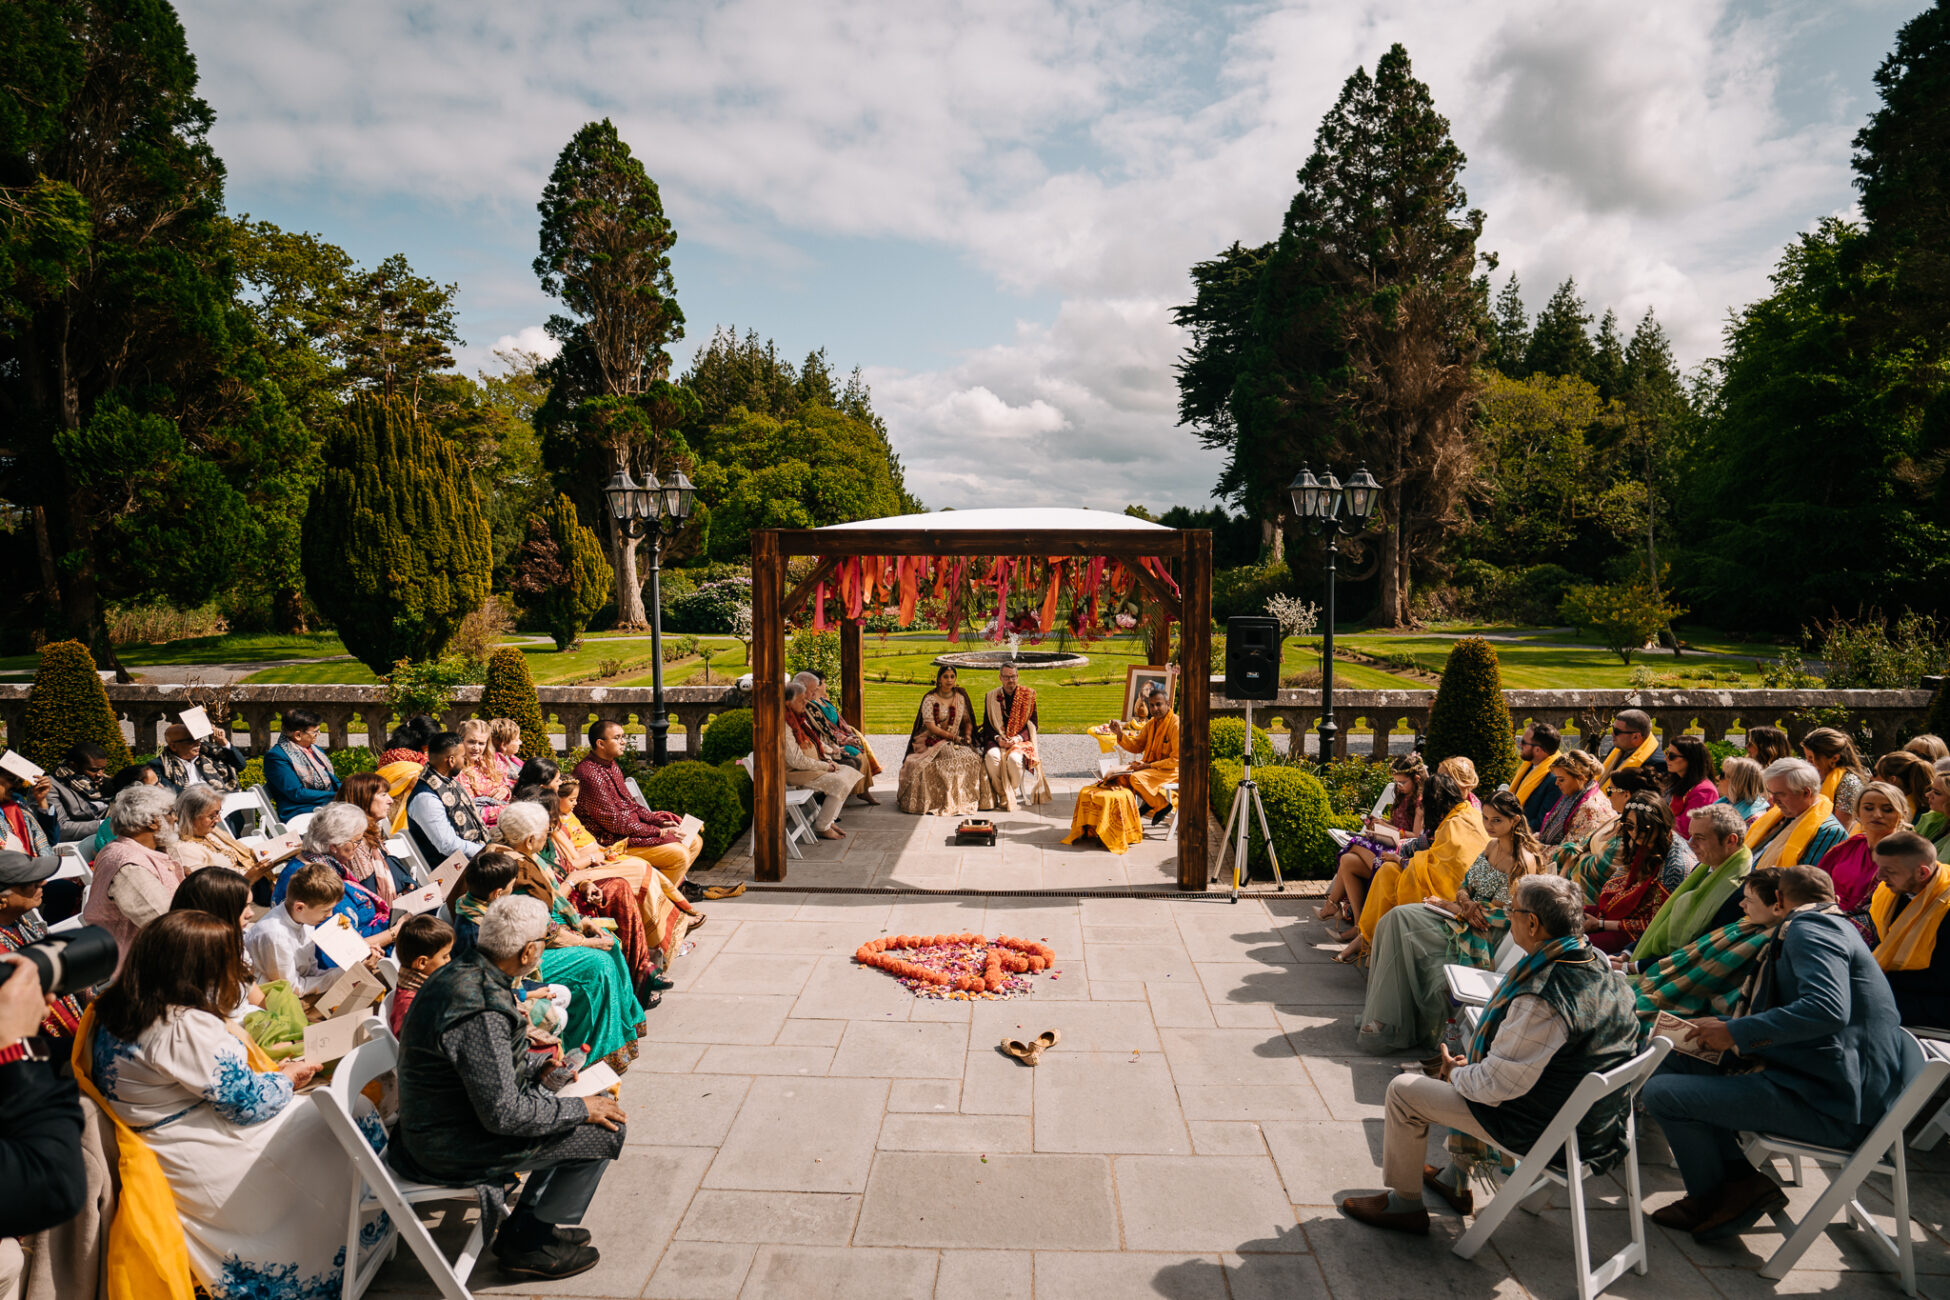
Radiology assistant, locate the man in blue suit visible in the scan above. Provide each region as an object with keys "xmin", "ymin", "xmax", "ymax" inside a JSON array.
[{"xmin": 1642, "ymin": 864, "xmax": 1923, "ymax": 1242}]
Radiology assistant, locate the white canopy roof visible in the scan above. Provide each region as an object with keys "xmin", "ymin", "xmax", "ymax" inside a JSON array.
[{"xmin": 818, "ymin": 507, "xmax": 1171, "ymax": 533}]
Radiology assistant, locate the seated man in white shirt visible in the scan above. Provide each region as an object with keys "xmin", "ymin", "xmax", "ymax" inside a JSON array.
[
  {"xmin": 243, "ymin": 860, "xmax": 345, "ymax": 997},
  {"xmin": 407, "ymin": 731, "xmax": 489, "ymax": 867},
  {"xmin": 1341, "ymin": 873, "xmax": 1643, "ymax": 1235}
]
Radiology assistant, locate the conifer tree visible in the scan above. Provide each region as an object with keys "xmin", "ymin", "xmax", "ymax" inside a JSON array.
[
  {"xmin": 301, "ymin": 396, "xmax": 492, "ymax": 673},
  {"xmin": 511, "ymin": 494, "xmax": 612, "ymax": 650},
  {"xmin": 1524, "ymin": 278, "xmax": 1595, "ymax": 381},
  {"xmin": 1591, "ymin": 308, "xmax": 1626, "ymax": 401},
  {"xmin": 478, "ymin": 648, "xmax": 554, "ymax": 759},
  {"xmin": 23, "ymin": 641, "xmax": 133, "ymax": 772},
  {"xmin": 1424, "ymin": 637, "xmax": 1516, "ymax": 790},
  {"xmin": 1486, "ymin": 276, "xmax": 1530, "ymax": 376}
]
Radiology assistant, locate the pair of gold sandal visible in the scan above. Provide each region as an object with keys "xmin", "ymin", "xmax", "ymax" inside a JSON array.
[{"xmin": 999, "ymin": 1029, "xmax": 1061, "ymax": 1065}]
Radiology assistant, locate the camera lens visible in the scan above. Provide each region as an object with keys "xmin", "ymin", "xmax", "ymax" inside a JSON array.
[{"xmin": 15, "ymin": 926, "xmax": 118, "ymax": 999}]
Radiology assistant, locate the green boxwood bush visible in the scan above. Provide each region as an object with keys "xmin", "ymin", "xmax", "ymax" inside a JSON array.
[
  {"xmin": 718, "ymin": 758, "xmax": 754, "ymax": 823},
  {"xmin": 1208, "ymin": 760, "xmax": 1338, "ymax": 879},
  {"xmin": 240, "ymin": 756, "xmax": 266, "ymax": 788},
  {"xmin": 479, "ymin": 647, "xmax": 554, "ymax": 758},
  {"xmin": 642, "ymin": 760, "xmax": 745, "ymax": 863},
  {"xmin": 25, "ymin": 640, "xmax": 134, "ymax": 773},
  {"xmin": 1424, "ymin": 636, "xmax": 1517, "ymax": 790},
  {"xmin": 697, "ymin": 708, "xmax": 755, "ymax": 766},
  {"xmin": 1209, "ymin": 717, "xmax": 1275, "ymax": 766},
  {"xmin": 329, "ymin": 746, "xmax": 378, "ymax": 780}
]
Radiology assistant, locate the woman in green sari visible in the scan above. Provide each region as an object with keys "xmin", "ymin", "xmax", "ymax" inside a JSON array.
[{"xmin": 1357, "ymin": 791, "xmax": 1546, "ymax": 1056}]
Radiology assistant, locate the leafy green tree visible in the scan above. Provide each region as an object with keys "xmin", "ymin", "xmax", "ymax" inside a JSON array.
[
  {"xmin": 1485, "ymin": 274, "xmax": 1530, "ymax": 376},
  {"xmin": 478, "ymin": 647, "xmax": 553, "ymax": 758},
  {"xmin": 535, "ymin": 119, "xmax": 685, "ymax": 628},
  {"xmin": 695, "ymin": 405, "xmax": 913, "ymax": 558},
  {"xmin": 1171, "ymin": 240, "xmax": 1273, "ymax": 484},
  {"xmin": 1424, "ymin": 636, "xmax": 1516, "ymax": 788},
  {"xmin": 302, "ymin": 396, "xmax": 493, "ymax": 672},
  {"xmin": 23, "ymin": 640, "xmax": 132, "ymax": 772},
  {"xmin": 1560, "ymin": 573, "xmax": 1687, "ymax": 664},
  {"xmin": 1854, "ymin": 1, "xmax": 1950, "ymax": 338},
  {"xmin": 1466, "ymin": 372, "xmax": 1618, "ymax": 564},
  {"xmin": 1524, "ymin": 278, "xmax": 1595, "ymax": 381},
  {"xmin": 511, "ymin": 493, "xmax": 612, "ymax": 650}
]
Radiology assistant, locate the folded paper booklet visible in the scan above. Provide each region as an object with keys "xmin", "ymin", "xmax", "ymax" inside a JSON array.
[
  {"xmin": 302, "ymin": 1013, "xmax": 363, "ymax": 1064},
  {"xmin": 310, "ymin": 913, "xmax": 372, "ymax": 970},
  {"xmin": 179, "ymin": 705, "xmax": 214, "ymax": 740},
  {"xmin": 256, "ymin": 832, "xmax": 304, "ymax": 867},
  {"xmin": 315, "ymin": 966, "xmax": 386, "ymax": 1019},
  {"xmin": 394, "ymin": 882, "xmax": 445, "ymax": 915},
  {"xmin": 0, "ymin": 750, "xmax": 45, "ymax": 783},
  {"xmin": 557, "ymin": 1061, "xmax": 621, "ymax": 1099},
  {"xmin": 676, "ymin": 814, "xmax": 705, "ymax": 843},
  {"xmin": 433, "ymin": 848, "xmax": 469, "ymax": 882},
  {"xmin": 1652, "ymin": 1011, "xmax": 1725, "ymax": 1065}
]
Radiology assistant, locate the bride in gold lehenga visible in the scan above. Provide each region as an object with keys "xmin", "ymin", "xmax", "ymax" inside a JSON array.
[{"xmin": 897, "ymin": 666, "xmax": 986, "ymax": 815}]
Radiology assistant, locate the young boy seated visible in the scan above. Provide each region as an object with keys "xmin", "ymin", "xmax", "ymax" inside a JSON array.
[
  {"xmin": 389, "ymin": 913, "xmax": 455, "ymax": 1037},
  {"xmin": 244, "ymin": 861, "xmax": 346, "ymax": 997},
  {"xmin": 451, "ymin": 848, "xmax": 571, "ymax": 1036}
]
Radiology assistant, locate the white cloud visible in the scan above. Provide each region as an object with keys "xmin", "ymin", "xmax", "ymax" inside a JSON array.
[{"xmin": 473, "ymin": 325, "xmax": 561, "ymax": 375}]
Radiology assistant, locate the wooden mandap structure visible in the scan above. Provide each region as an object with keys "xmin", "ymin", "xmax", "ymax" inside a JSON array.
[{"xmin": 749, "ymin": 508, "xmax": 1214, "ymax": 888}]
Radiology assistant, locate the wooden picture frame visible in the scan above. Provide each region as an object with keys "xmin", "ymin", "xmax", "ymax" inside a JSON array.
[{"xmin": 1123, "ymin": 665, "xmax": 1177, "ymax": 720}]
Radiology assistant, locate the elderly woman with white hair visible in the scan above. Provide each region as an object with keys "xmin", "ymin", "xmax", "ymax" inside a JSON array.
[
  {"xmin": 271, "ymin": 801, "xmax": 402, "ymax": 956},
  {"xmin": 168, "ymin": 782, "xmax": 265, "ymax": 882},
  {"xmin": 785, "ymin": 679, "xmax": 865, "ymax": 838},
  {"xmin": 1747, "ymin": 756, "xmax": 1848, "ymax": 869},
  {"xmin": 83, "ymin": 783, "xmax": 188, "ymax": 974}
]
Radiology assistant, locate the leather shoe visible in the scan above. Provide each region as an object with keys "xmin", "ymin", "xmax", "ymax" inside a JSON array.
[
  {"xmin": 1648, "ymin": 1195, "xmax": 1709, "ymax": 1232},
  {"xmin": 1691, "ymin": 1174, "xmax": 1788, "ymax": 1242},
  {"xmin": 496, "ymin": 1239, "xmax": 600, "ymax": 1280},
  {"xmin": 1422, "ymin": 1165, "xmax": 1472, "ymax": 1215},
  {"xmin": 1340, "ymin": 1192, "xmax": 1430, "ymax": 1236}
]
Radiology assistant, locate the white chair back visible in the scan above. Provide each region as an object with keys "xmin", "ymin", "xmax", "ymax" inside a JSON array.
[
  {"xmin": 285, "ymin": 811, "xmax": 314, "ymax": 837},
  {"xmin": 386, "ymin": 835, "xmax": 432, "ymax": 884},
  {"xmin": 51, "ymin": 841, "xmax": 92, "ymax": 886},
  {"xmin": 625, "ymin": 775, "xmax": 650, "ymax": 810}
]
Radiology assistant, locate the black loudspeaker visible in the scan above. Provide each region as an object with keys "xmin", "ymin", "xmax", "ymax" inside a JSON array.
[{"xmin": 1225, "ymin": 615, "xmax": 1281, "ymax": 700}]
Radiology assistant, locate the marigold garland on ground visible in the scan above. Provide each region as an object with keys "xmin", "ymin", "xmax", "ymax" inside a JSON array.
[{"xmin": 854, "ymin": 933, "xmax": 1059, "ymax": 999}]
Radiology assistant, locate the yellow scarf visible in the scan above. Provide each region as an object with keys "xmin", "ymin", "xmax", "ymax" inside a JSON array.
[
  {"xmin": 377, "ymin": 760, "xmax": 422, "ymax": 833},
  {"xmin": 1820, "ymin": 765, "xmax": 1844, "ymax": 801},
  {"xmin": 1871, "ymin": 868, "xmax": 1950, "ymax": 972},
  {"xmin": 70, "ymin": 1005, "xmax": 278, "ymax": 1299},
  {"xmin": 1744, "ymin": 794, "xmax": 1835, "ymax": 867},
  {"xmin": 1512, "ymin": 751, "xmax": 1561, "ymax": 804},
  {"xmin": 1599, "ymin": 734, "xmax": 1658, "ymax": 787}
]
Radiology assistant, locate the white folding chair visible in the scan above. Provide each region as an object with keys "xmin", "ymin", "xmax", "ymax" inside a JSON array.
[
  {"xmin": 1906, "ymin": 1029, "xmax": 1950, "ymax": 1150},
  {"xmin": 738, "ymin": 754, "xmax": 817, "ymax": 859},
  {"xmin": 1161, "ymin": 781, "xmax": 1179, "ymax": 834},
  {"xmin": 1739, "ymin": 1031, "xmax": 1949, "ymax": 1296},
  {"xmin": 51, "ymin": 841, "xmax": 92, "ymax": 886},
  {"xmin": 285, "ymin": 811, "xmax": 315, "ymax": 837},
  {"xmin": 386, "ymin": 835, "xmax": 432, "ymax": 884},
  {"xmin": 1454, "ymin": 1036, "xmax": 1674, "ymax": 1300},
  {"xmin": 625, "ymin": 775, "xmax": 650, "ymax": 811},
  {"xmin": 313, "ymin": 1019, "xmax": 483, "ymax": 1300},
  {"xmin": 1443, "ymin": 933, "xmax": 1523, "ymax": 1007}
]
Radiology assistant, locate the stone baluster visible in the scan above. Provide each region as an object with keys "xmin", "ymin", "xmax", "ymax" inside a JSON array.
[{"xmin": 238, "ymin": 705, "xmax": 279, "ymax": 754}]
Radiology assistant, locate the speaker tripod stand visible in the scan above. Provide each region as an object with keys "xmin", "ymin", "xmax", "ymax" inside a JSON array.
[{"xmin": 1212, "ymin": 700, "xmax": 1285, "ymax": 901}]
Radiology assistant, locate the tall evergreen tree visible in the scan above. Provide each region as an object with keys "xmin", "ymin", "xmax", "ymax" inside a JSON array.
[
  {"xmin": 302, "ymin": 396, "xmax": 493, "ymax": 673},
  {"xmin": 1854, "ymin": 0, "xmax": 1950, "ymax": 336},
  {"xmin": 1486, "ymin": 275, "xmax": 1530, "ymax": 376},
  {"xmin": 1172, "ymin": 241, "xmax": 1274, "ymax": 473},
  {"xmin": 534, "ymin": 119, "xmax": 685, "ymax": 628},
  {"xmin": 1590, "ymin": 308, "xmax": 1626, "ymax": 402},
  {"xmin": 1524, "ymin": 278, "xmax": 1595, "ymax": 381},
  {"xmin": 1223, "ymin": 45, "xmax": 1488, "ymax": 624},
  {"xmin": 511, "ymin": 493, "xmax": 612, "ymax": 651}
]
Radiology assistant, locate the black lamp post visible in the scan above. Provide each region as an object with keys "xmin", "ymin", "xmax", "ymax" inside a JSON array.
[
  {"xmin": 603, "ymin": 465, "xmax": 696, "ymax": 765},
  {"xmin": 1288, "ymin": 464, "xmax": 1380, "ymax": 761}
]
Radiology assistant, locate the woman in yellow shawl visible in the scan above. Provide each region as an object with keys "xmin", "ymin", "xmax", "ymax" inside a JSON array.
[
  {"xmin": 1343, "ymin": 773, "xmax": 1488, "ymax": 963},
  {"xmin": 1102, "ymin": 692, "xmax": 1180, "ymax": 825}
]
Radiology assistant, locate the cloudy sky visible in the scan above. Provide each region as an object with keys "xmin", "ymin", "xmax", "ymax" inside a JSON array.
[{"xmin": 177, "ymin": 0, "xmax": 1920, "ymax": 513}]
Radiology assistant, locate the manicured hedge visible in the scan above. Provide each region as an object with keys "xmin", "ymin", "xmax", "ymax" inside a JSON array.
[
  {"xmin": 1424, "ymin": 636, "xmax": 1517, "ymax": 790},
  {"xmin": 697, "ymin": 708, "xmax": 754, "ymax": 766},
  {"xmin": 480, "ymin": 648, "xmax": 553, "ymax": 759},
  {"xmin": 1209, "ymin": 717, "xmax": 1275, "ymax": 766},
  {"xmin": 1207, "ymin": 759, "xmax": 1338, "ymax": 879},
  {"xmin": 25, "ymin": 640, "xmax": 133, "ymax": 773},
  {"xmin": 642, "ymin": 760, "xmax": 745, "ymax": 863}
]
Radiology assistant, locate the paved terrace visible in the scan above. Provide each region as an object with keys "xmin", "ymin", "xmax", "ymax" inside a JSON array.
[{"xmin": 364, "ymin": 766, "xmax": 1950, "ymax": 1299}]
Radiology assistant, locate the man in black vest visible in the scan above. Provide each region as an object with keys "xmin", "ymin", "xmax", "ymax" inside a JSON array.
[
  {"xmin": 405, "ymin": 731, "xmax": 488, "ymax": 868},
  {"xmin": 1342, "ymin": 873, "xmax": 1641, "ymax": 1235},
  {"xmin": 391, "ymin": 893, "xmax": 625, "ymax": 1282}
]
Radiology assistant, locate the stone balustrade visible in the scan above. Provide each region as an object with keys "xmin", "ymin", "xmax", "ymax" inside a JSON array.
[
  {"xmin": 0, "ymin": 683, "xmax": 749, "ymax": 757},
  {"xmin": 1210, "ymin": 687, "xmax": 1937, "ymax": 758}
]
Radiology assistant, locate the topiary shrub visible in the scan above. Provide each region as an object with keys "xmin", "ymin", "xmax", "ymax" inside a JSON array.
[
  {"xmin": 239, "ymin": 756, "xmax": 266, "ymax": 788},
  {"xmin": 642, "ymin": 760, "xmax": 745, "ymax": 863},
  {"xmin": 1425, "ymin": 636, "xmax": 1516, "ymax": 790},
  {"xmin": 697, "ymin": 708, "xmax": 755, "ymax": 766},
  {"xmin": 1209, "ymin": 717, "xmax": 1274, "ymax": 766},
  {"xmin": 329, "ymin": 746, "xmax": 378, "ymax": 780},
  {"xmin": 25, "ymin": 640, "xmax": 133, "ymax": 773},
  {"xmin": 511, "ymin": 494, "xmax": 613, "ymax": 651},
  {"xmin": 717, "ymin": 757, "xmax": 754, "ymax": 823},
  {"xmin": 479, "ymin": 648, "xmax": 553, "ymax": 758},
  {"xmin": 1208, "ymin": 759, "xmax": 1337, "ymax": 879}
]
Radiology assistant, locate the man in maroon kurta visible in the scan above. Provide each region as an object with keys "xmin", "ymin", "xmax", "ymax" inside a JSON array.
[{"xmin": 572, "ymin": 721, "xmax": 703, "ymax": 890}]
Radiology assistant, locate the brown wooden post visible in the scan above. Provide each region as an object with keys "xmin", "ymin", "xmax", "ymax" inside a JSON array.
[
  {"xmin": 1145, "ymin": 610, "xmax": 1171, "ymax": 669},
  {"xmin": 840, "ymin": 619, "xmax": 865, "ymax": 733},
  {"xmin": 1178, "ymin": 532, "xmax": 1212, "ymax": 890},
  {"xmin": 752, "ymin": 531, "xmax": 787, "ymax": 882}
]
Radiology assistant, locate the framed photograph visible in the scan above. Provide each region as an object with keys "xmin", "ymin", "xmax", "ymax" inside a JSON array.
[{"xmin": 1123, "ymin": 665, "xmax": 1177, "ymax": 720}]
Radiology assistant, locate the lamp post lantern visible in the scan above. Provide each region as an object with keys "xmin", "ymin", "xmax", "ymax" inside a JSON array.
[
  {"xmin": 604, "ymin": 466, "xmax": 695, "ymax": 765},
  {"xmin": 1288, "ymin": 464, "xmax": 1380, "ymax": 762}
]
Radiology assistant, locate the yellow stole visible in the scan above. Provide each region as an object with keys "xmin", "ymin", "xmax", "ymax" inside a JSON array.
[
  {"xmin": 1599, "ymin": 734, "xmax": 1658, "ymax": 787},
  {"xmin": 1744, "ymin": 794, "xmax": 1835, "ymax": 868},
  {"xmin": 1871, "ymin": 869, "xmax": 1950, "ymax": 972},
  {"xmin": 1820, "ymin": 766, "xmax": 1843, "ymax": 801},
  {"xmin": 1140, "ymin": 713, "xmax": 1180, "ymax": 766},
  {"xmin": 70, "ymin": 1005, "xmax": 279, "ymax": 1299},
  {"xmin": 1512, "ymin": 751, "xmax": 1561, "ymax": 804},
  {"xmin": 377, "ymin": 759, "xmax": 423, "ymax": 833}
]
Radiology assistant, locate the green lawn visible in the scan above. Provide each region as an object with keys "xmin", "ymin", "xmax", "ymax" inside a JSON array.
[
  {"xmin": 241, "ymin": 636, "xmax": 746, "ymax": 688},
  {"xmin": 0, "ymin": 632, "xmax": 350, "ymax": 677},
  {"xmin": 1335, "ymin": 633, "xmax": 1766, "ymax": 689}
]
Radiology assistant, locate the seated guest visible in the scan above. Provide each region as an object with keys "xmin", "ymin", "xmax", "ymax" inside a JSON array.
[
  {"xmin": 1537, "ymin": 748, "xmax": 1612, "ymax": 847},
  {"xmin": 1631, "ymin": 867, "xmax": 1788, "ymax": 1023},
  {"xmin": 1915, "ymin": 759, "xmax": 1950, "ymax": 857},
  {"xmin": 1801, "ymin": 725, "xmax": 1869, "ymax": 830},
  {"xmin": 1907, "ymin": 734, "xmax": 1950, "ymax": 763},
  {"xmin": 1101, "ymin": 688, "xmax": 1180, "ymax": 826},
  {"xmin": 388, "ymin": 913, "xmax": 455, "ymax": 1038},
  {"xmin": 452, "ymin": 849, "xmax": 518, "ymax": 953},
  {"xmin": 47, "ymin": 742, "xmax": 111, "ymax": 843},
  {"xmin": 379, "ymin": 718, "xmax": 434, "ymax": 767},
  {"xmin": 542, "ymin": 781, "xmax": 700, "ymax": 964},
  {"xmin": 375, "ymin": 723, "xmax": 428, "ymax": 833},
  {"xmin": 1745, "ymin": 724, "xmax": 1792, "ymax": 768},
  {"xmin": 277, "ymin": 803, "xmax": 401, "ymax": 956},
  {"xmin": 459, "ymin": 718, "xmax": 513, "ymax": 825},
  {"xmin": 168, "ymin": 782, "xmax": 267, "ymax": 884},
  {"xmin": 1631, "ymin": 802, "xmax": 1753, "ymax": 968},
  {"xmin": 1642, "ymin": 865, "xmax": 1923, "ymax": 1241},
  {"xmin": 1817, "ymin": 781, "xmax": 1911, "ymax": 943},
  {"xmin": 572, "ymin": 721, "xmax": 705, "ymax": 885},
  {"xmin": 77, "ymin": 911, "xmax": 388, "ymax": 1297},
  {"xmin": 82, "ymin": 784, "xmax": 185, "ymax": 976},
  {"xmin": 1876, "ymin": 750, "xmax": 1936, "ymax": 828},
  {"xmin": 408, "ymin": 730, "xmax": 490, "ymax": 867},
  {"xmin": 84, "ymin": 763, "xmax": 162, "ymax": 859},
  {"xmin": 1349, "ymin": 773, "xmax": 1488, "ymax": 963},
  {"xmin": 1321, "ymin": 755, "xmax": 1425, "ymax": 939},
  {"xmin": 490, "ymin": 717, "xmax": 526, "ymax": 788},
  {"xmin": 1359, "ymin": 790, "xmax": 1546, "ymax": 1055},
  {"xmin": 391, "ymin": 894, "xmax": 625, "ymax": 1282},
  {"xmin": 979, "ymin": 662, "xmax": 1053, "ymax": 811},
  {"xmin": 335, "ymin": 770, "xmax": 412, "ymax": 898},
  {"xmin": 1747, "ymin": 757, "xmax": 1847, "ymax": 868},
  {"xmin": 0, "ymin": 850, "xmax": 88, "ymax": 1039},
  {"xmin": 245, "ymin": 861, "xmax": 348, "ymax": 997},
  {"xmin": 1553, "ymin": 769, "xmax": 1658, "ymax": 901},
  {"xmin": 896, "ymin": 666, "xmax": 985, "ymax": 815},
  {"xmin": 1584, "ymin": 798, "xmax": 1695, "ymax": 954},
  {"xmin": 784, "ymin": 681, "xmax": 864, "ymax": 841},
  {"xmin": 1510, "ymin": 723, "xmax": 1564, "ymax": 831},
  {"xmin": 1438, "ymin": 755, "xmax": 1481, "ymax": 808},
  {"xmin": 1869, "ymin": 831, "xmax": 1950, "ymax": 1028},
  {"xmin": 1341, "ymin": 874, "xmax": 1641, "ymax": 1235},
  {"xmin": 147, "ymin": 721, "xmax": 244, "ymax": 795},
  {"xmin": 1663, "ymin": 735, "xmax": 1718, "ymax": 838},
  {"xmin": 262, "ymin": 708, "xmax": 341, "ymax": 819},
  {"xmin": 0, "ymin": 762, "xmax": 54, "ymax": 858},
  {"xmin": 1715, "ymin": 755, "xmax": 1770, "ymax": 824},
  {"xmin": 1600, "ymin": 709, "xmax": 1664, "ymax": 788},
  {"xmin": 797, "ymin": 672, "xmax": 882, "ymax": 805}
]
